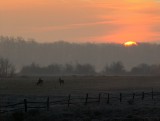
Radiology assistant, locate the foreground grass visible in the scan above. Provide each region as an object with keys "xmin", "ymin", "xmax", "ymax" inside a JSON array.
[
  {"xmin": 2, "ymin": 104, "xmax": 160, "ymax": 121},
  {"xmin": 1, "ymin": 76, "xmax": 160, "ymax": 121}
]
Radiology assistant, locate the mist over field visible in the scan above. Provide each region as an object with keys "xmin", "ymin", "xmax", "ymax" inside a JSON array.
[
  {"xmin": 1, "ymin": 36, "xmax": 160, "ymax": 120},
  {"xmin": 1, "ymin": 0, "xmax": 160, "ymax": 120},
  {"xmin": 0, "ymin": 36, "xmax": 160, "ymax": 72}
]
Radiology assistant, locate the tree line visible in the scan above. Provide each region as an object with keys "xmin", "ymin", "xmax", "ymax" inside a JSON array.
[
  {"xmin": 20, "ymin": 61, "xmax": 160, "ymax": 76},
  {"xmin": 1, "ymin": 36, "xmax": 160, "ymax": 74},
  {"xmin": 0, "ymin": 57, "xmax": 15, "ymax": 77},
  {"xmin": 20, "ymin": 63, "xmax": 96, "ymax": 76},
  {"xmin": 1, "ymin": 57, "xmax": 160, "ymax": 77}
]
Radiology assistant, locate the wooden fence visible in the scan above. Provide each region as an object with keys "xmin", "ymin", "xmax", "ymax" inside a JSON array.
[{"xmin": 0, "ymin": 89, "xmax": 159, "ymax": 114}]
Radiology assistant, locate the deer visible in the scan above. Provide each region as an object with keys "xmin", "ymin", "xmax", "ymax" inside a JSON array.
[
  {"xmin": 36, "ymin": 78, "xmax": 43, "ymax": 86},
  {"xmin": 59, "ymin": 77, "xmax": 64, "ymax": 86}
]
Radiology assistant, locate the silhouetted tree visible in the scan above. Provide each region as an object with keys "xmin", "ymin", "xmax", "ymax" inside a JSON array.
[
  {"xmin": 46, "ymin": 64, "xmax": 63, "ymax": 75},
  {"xmin": 20, "ymin": 63, "xmax": 96, "ymax": 76},
  {"xmin": 75, "ymin": 63, "xmax": 96, "ymax": 75},
  {"xmin": 20, "ymin": 63, "xmax": 41, "ymax": 75},
  {"xmin": 130, "ymin": 63, "xmax": 151, "ymax": 75},
  {"xmin": 103, "ymin": 61, "xmax": 126, "ymax": 75},
  {"xmin": 130, "ymin": 63, "xmax": 160, "ymax": 75},
  {"xmin": 150, "ymin": 64, "xmax": 160, "ymax": 75},
  {"xmin": 64, "ymin": 63, "xmax": 74, "ymax": 75},
  {"xmin": 0, "ymin": 58, "xmax": 15, "ymax": 77}
]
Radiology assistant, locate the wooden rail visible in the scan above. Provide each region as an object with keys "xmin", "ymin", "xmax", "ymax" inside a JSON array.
[{"xmin": 0, "ymin": 89, "xmax": 159, "ymax": 114}]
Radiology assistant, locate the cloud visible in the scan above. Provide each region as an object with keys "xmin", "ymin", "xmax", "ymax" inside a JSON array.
[
  {"xmin": 30, "ymin": 20, "xmax": 115, "ymax": 32},
  {"xmin": 152, "ymin": 24, "xmax": 160, "ymax": 32},
  {"xmin": 0, "ymin": 0, "xmax": 160, "ymax": 43}
]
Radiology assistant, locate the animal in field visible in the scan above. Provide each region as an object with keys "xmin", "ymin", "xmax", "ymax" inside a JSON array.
[
  {"xmin": 59, "ymin": 77, "xmax": 64, "ymax": 86},
  {"xmin": 36, "ymin": 78, "xmax": 43, "ymax": 86}
]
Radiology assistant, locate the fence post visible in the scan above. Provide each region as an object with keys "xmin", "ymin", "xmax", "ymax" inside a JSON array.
[
  {"xmin": 24, "ymin": 99, "xmax": 27, "ymax": 112},
  {"xmin": 85, "ymin": 93, "xmax": 88, "ymax": 105},
  {"xmin": 107, "ymin": 93, "xmax": 110, "ymax": 104},
  {"xmin": 47, "ymin": 97, "xmax": 50, "ymax": 111},
  {"xmin": 0, "ymin": 101, "xmax": 1, "ymax": 113},
  {"xmin": 98, "ymin": 93, "xmax": 101, "ymax": 104},
  {"xmin": 152, "ymin": 88, "xmax": 154, "ymax": 100},
  {"xmin": 68, "ymin": 94, "xmax": 71, "ymax": 107},
  {"xmin": 133, "ymin": 93, "xmax": 135, "ymax": 100},
  {"xmin": 120, "ymin": 93, "xmax": 122, "ymax": 102},
  {"xmin": 142, "ymin": 92, "xmax": 144, "ymax": 100}
]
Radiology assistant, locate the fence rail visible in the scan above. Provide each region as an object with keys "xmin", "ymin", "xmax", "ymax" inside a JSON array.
[{"xmin": 1, "ymin": 89, "xmax": 160, "ymax": 114}]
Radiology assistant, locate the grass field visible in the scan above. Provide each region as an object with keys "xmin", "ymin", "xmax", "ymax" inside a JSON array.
[
  {"xmin": 0, "ymin": 76, "xmax": 160, "ymax": 96},
  {"xmin": 1, "ymin": 76, "xmax": 160, "ymax": 121}
]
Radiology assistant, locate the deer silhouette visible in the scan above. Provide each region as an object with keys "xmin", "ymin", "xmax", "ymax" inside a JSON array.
[
  {"xmin": 59, "ymin": 77, "xmax": 64, "ymax": 86},
  {"xmin": 36, "ymin": 78, "xmax": 43, "ymax": 86}
]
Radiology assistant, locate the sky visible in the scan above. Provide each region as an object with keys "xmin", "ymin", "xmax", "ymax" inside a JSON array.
[{"xmin": 0, "ymin": 0, "xmax": 160, "ymax": 43}]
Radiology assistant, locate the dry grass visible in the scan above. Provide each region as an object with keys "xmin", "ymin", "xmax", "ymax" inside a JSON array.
[
  {"xmin": 1, "ymin": 76, "xmax": 160, "ymax": 121},
  {"xmin": 0, "ymin": 76, "xmax": 160, "ymax": 95}
]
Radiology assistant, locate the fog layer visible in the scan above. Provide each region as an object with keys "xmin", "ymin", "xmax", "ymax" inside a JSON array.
[{"xmin": 0, "ymin": 36, "xmax": 159, "ymax": 71}]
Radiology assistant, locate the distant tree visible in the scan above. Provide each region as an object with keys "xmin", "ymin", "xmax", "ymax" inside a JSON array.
[
  {"xmin": 102, "ymin": 64, "xmax": 110, "ymax": 75},
  {"xmin": 150, "ymin": 64, "xmax": 160, "ymax": 75},
  {"xmin": 130, "ymin": 63, "xmax": 160, "ymax": 76},
  {"xmin": 130, "ymin": 63, "xmax": 151, "ymax": 75},
  {"xmin": 20, "ymin": 63, "xmax": 64, "ymax": 76},
  {"xmin": 64, "ymin": 63, "xmax": 74, "ymax": 75},
  {"xmin": 46, "ymin": 64, "xmax": 63, "ymax": 75},
  {"xmin": 0, "ymin": 58, "xmax": 15, "ymax": 77},
  {"xmin": 20, "ymin": 63, "xmax": 41, "ymax": 75},
  {"xmin": 75, "ymin": 63, "xmax": 96, "ymax": 75},
  {"xmin": 103, "ymin": 61, "xmax": 126, "ymax": 75}
]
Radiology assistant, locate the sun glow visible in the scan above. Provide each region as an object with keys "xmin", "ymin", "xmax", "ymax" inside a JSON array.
[{"xmin": 124, "ymin": 41, "xmax": 138, "ymax": 47}]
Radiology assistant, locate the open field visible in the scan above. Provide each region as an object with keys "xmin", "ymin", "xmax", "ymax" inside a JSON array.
[
  {"xmin": 1, "ymin": 76, "xmax": 160, "ymax": 121},
  {"xmin": 1, "ymin": 76, "xmax": 160, "ymax": 95}
]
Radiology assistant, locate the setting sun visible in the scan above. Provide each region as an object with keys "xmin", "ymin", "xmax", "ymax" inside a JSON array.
[{"xmin": 124, "ymin": 41, "xmax": 138, "ymax": 47}]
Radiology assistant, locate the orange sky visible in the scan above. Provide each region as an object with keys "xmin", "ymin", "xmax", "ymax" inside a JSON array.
[{"xmin": 0, "ymin": 0, "xmax": 160, "ymax": 43}]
